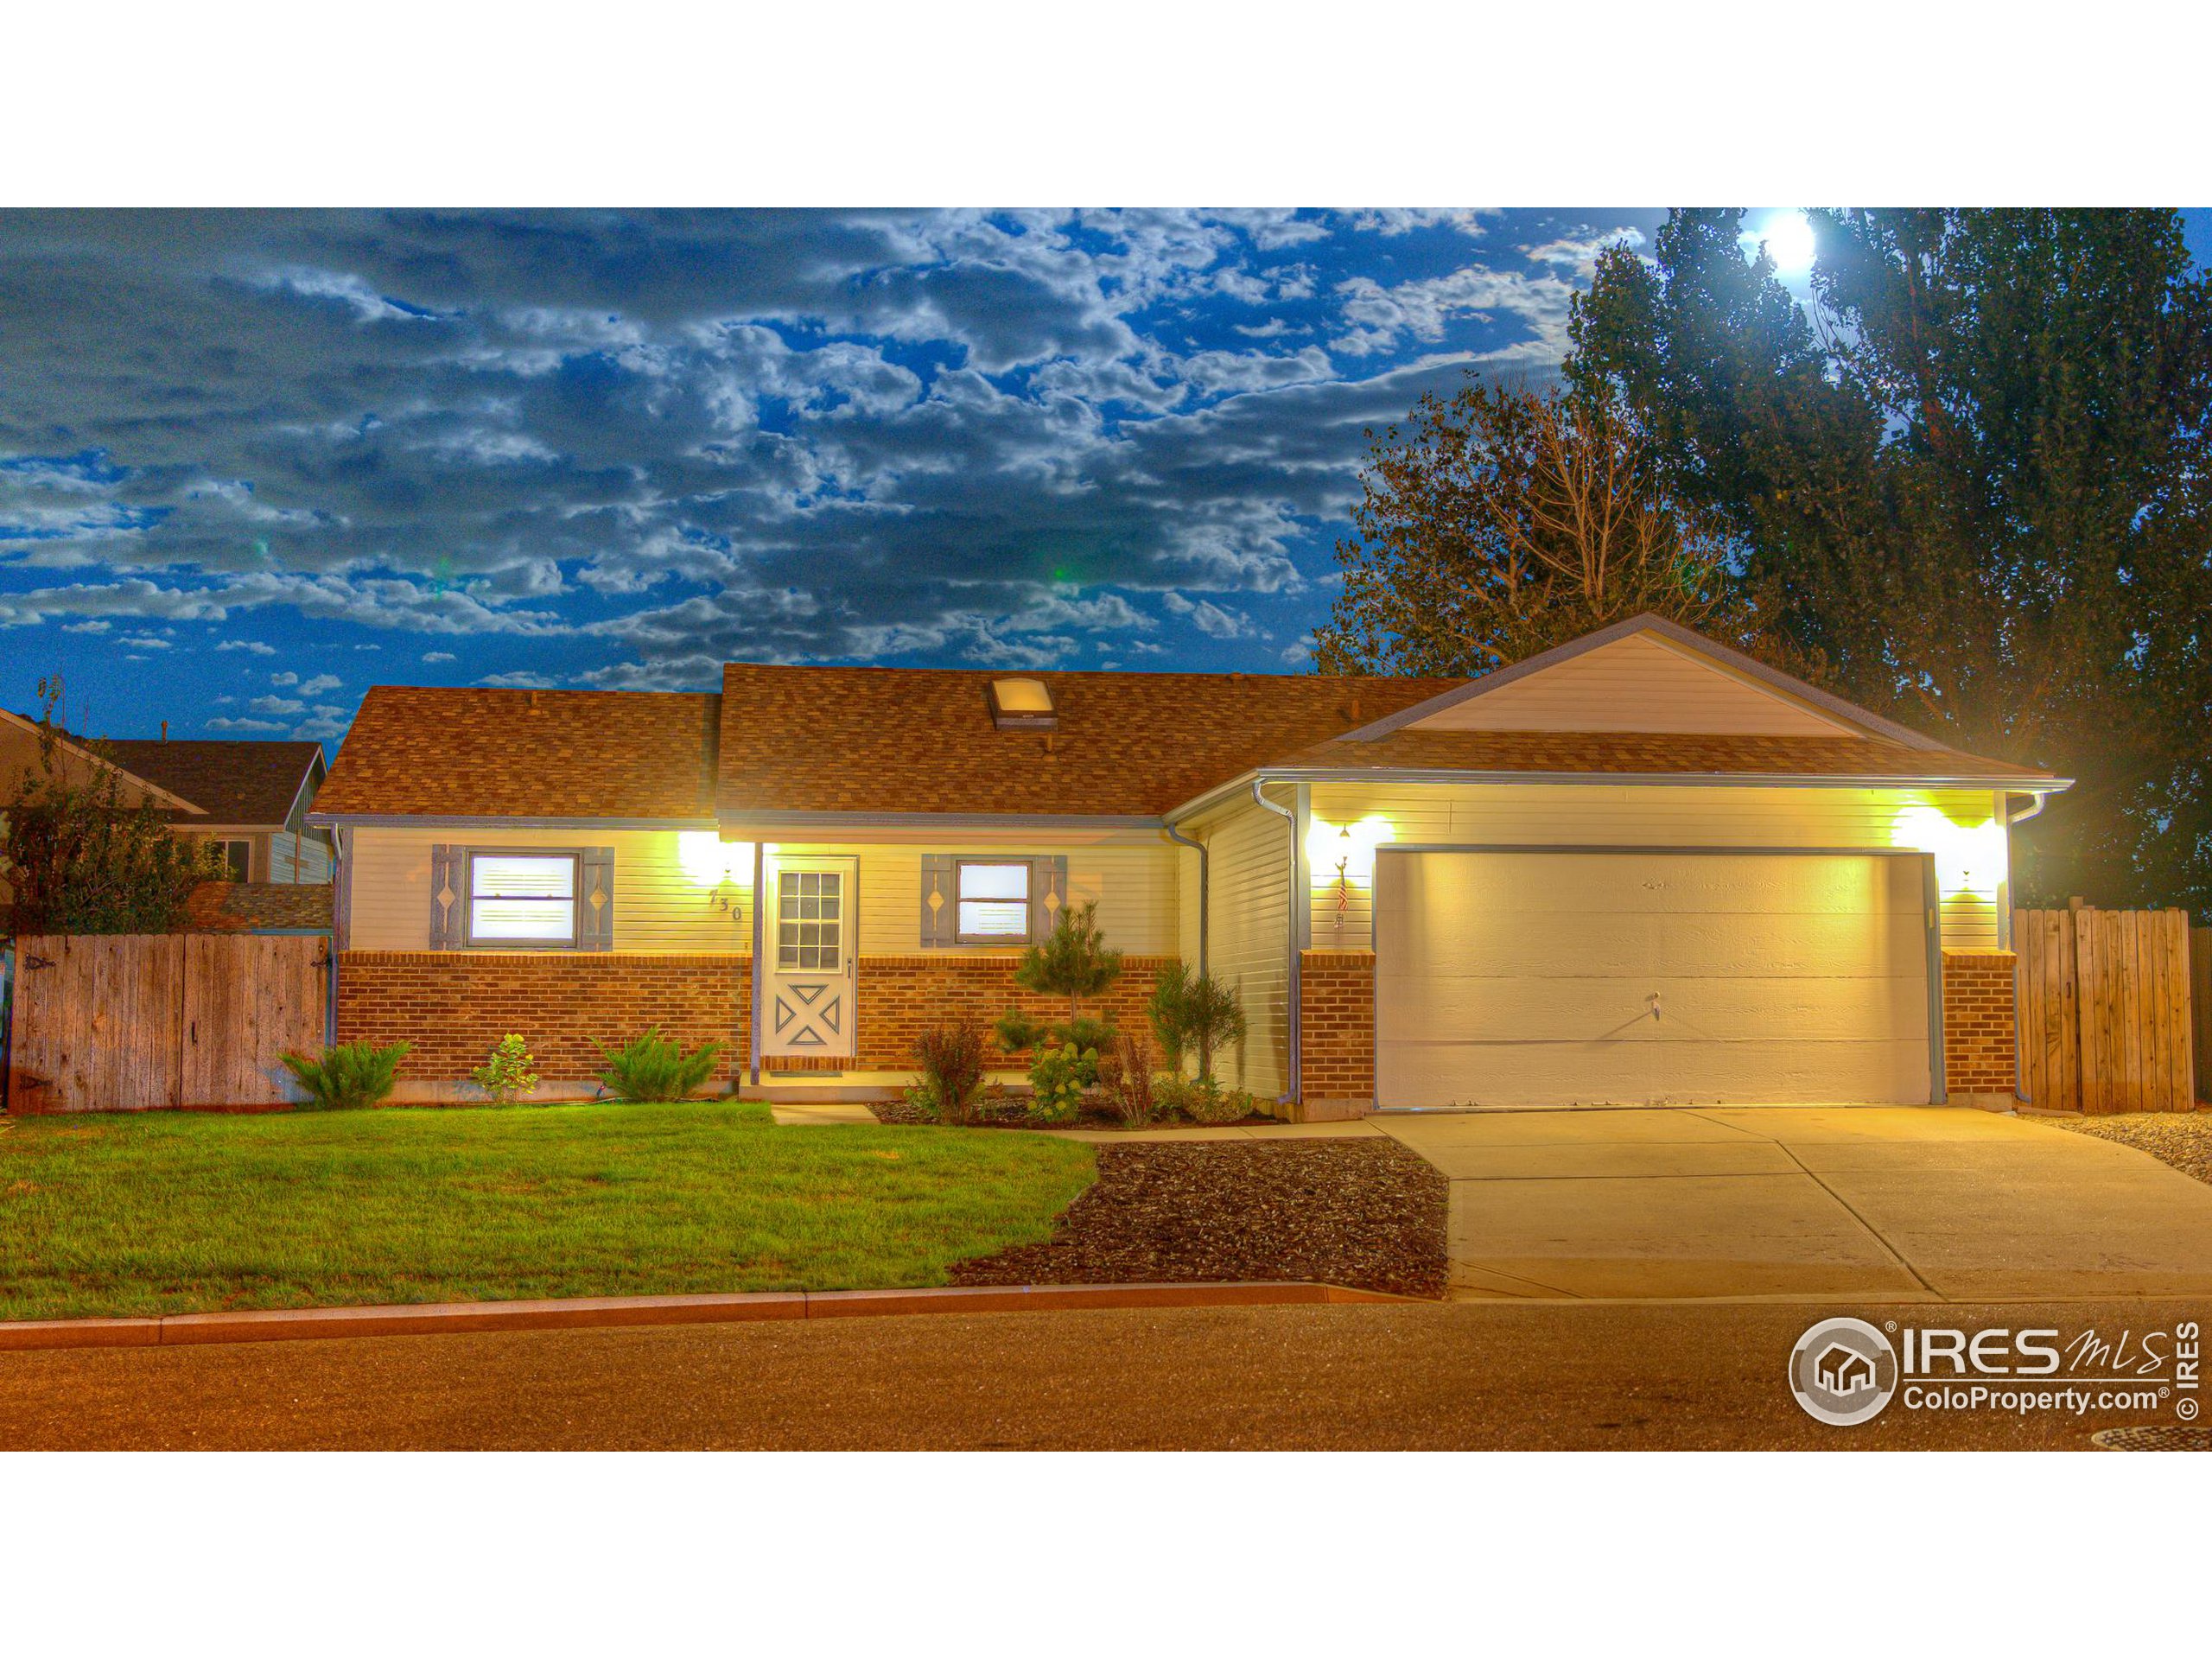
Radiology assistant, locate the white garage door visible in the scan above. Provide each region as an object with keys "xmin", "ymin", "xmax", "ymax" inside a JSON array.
[{"xmin": 1373, "ymin": 851, "xmax": 1934, "ymax": 1109}]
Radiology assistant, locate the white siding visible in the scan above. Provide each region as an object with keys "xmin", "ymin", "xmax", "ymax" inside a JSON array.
[
  {"xmin": 1408, "ymin": 632, "xmax": 1858, "ymax": 736},
  {"xmin": 344, "ymin": 824, "xmax": 1179, "ymax": 956},
  {"xmin": 1307, "ymin": 782, "xmax": 2009, "ymax": 952},
  {"xmin": 270, "ymin": 830, "xmax": 334, "ymax": 884},
  {"xmin": 1202, "ymin": 789, "xmax": 1292, "ymax": 1099}
]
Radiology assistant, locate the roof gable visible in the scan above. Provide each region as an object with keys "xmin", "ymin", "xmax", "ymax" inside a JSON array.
[
  {"xmin": 1354, "ymin": 613, "xmax": 1946, "ymax": 750},
  {"xmin": 105, "ymin": 739, "xmax": 326, "ymax": 827}
]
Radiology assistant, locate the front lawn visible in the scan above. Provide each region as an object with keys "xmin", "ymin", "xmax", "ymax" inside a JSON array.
[{"xmin": 0, "ymin": 1102, "xmax": 1096, "ymax": 1323}]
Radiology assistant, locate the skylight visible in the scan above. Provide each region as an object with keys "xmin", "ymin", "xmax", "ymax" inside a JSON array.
[{"xmin": 987, "ymin": 677, "xmax": 1057, "ymax": 730}]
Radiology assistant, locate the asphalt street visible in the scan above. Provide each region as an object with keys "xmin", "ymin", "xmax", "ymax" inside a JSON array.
[{"xmin": 4, "ymin": 1299, "xmax": 2204, "ymax": 1450}]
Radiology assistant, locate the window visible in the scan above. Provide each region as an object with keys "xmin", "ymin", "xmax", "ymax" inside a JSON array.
[
  {"xmin": 212, "ymin": 839, "xmax": 251, "ymax": 882},
  {"xmin": 467, "ymin": 852, "xmax": 577, "ymax": 946},
  {"xmin": 986, "ymin": 677, "xmax": 1057, "ymax": 730},
  {"xmin": 778, "ymin": 868, "xmax": 843, "ymax": 970},
  {"xmin": 956, "ymin": 861, "xmax": 1031, "ymax": 942}
]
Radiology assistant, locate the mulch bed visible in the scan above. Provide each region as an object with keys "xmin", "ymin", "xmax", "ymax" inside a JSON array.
[
  {"xmin": 2046, "ymin": 1109, "xmax": 2212, "ymax": 1187},
  {"xmin": 947, "ymin": 1139, "xmax": 1450, "ymax": 1300},
  {"xmin": 867, "ymin": 1097, "xmax": 1274, "ymax": 1131}
]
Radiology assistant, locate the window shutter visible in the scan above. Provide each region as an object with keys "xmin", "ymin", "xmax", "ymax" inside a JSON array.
[
  {"xmin": 919, "ymin": 854, "xmax": 957, "ymax": 949},
  {"xmin": 429, "ymin": 844, "xmax": 462, "ymax": 950},
  {"xmin": 579, "ymin": 846, "xmax": 616, "ymax": 951},
  {"xmin": 1029, "ymin": 856, "xmax": 1068, "ymax": 943}
]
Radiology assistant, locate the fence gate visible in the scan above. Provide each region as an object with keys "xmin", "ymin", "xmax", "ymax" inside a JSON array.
[
  {"xmin": 5, "ymin": 933, "xmax": 328, "ymax": 1112},
  {"xmin": 2015, "ymin": 906, "xmax": 2194, "ymax": 1114}
]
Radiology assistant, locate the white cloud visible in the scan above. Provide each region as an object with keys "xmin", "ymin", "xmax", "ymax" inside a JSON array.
[
  {"xmin": 1162, "ymin": 592, "xmax": 1256, "ymax": 639},
  {"xmin": 249, "ymin": 695, "xmax": 306, "ymax": 715},
  {"xmin": 215, "ymin": 639, "xmax": 276, "ymax": 654},
  {"xmin": 206, "ymin": 715, "xmax": 286, "ymax": 732},
  {"xmin": 422, "ymin": 651, "xmax": 456, "ymax": 663},
  {"xmin": 296, "ymin": 673, "xmax": 340, "ymax": 696},
  {"xmin": 1332, "ymin": 265, "xmax": 1579, "ymax": 359}
]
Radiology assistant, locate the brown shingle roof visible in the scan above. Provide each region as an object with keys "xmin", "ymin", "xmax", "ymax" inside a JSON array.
[
  {"xmin": 313, "ymin": 687, "xmax": 721, "ymax": 820},
  {"xmin": 1273, "ymin": 728, "xmax": 2057, "ymax": 782},
  {"xmin": 183, "ymin": 881, "xmax": 336, "ymax": 932},
  {"xmin": 715, "ymin": 664, "xmax": 1466, "ymax": 817},
  {"xmin": 105, "ymin": 739, "xmax": 323, "ymax": 827}
]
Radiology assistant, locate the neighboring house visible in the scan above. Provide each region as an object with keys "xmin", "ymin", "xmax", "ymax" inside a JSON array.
[
  {"xmin": 0, "ymin": 708, "xmax": 207, "ymax": 917},
  {"xmin": 102, "ymin": 739, "xmax": 332, "ymax": 884},
  {"xmin": 308, "ymin": 614, "xmax": 2066, "ymax": 1115}
]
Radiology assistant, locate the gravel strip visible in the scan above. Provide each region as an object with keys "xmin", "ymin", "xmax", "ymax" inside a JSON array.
[
  {"xmin": 2045, "ymin": 1111, "xmax": 2212, "ymax": 1186},
  {"xmin": 868, "ymin": 1098, "xmax": 1273, "ymax": 1131},
  {"xmin": 947, "ymin": 1139, "xmax": 1448, "ymax": 1300}
]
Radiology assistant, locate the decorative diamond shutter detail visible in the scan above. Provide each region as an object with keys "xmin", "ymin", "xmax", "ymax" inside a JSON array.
[
  {"xmin": 1029, "ymin": 856, "xmax": 1068, "ymax": 943},
  {"xmin": 919, "ymin": 854, "xmax": 957, "ymax": 948},
  {"xmin": 580, "ymin": 847, "xmax": 615, "ymax": 951},
  {"xmin": 429, "ymin": 844, "xmax": 461, "ymax": 950}
]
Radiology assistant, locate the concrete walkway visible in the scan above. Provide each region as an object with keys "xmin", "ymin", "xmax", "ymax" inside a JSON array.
[{"xmin": 1374, "ymin": 1106, "xmax": 2212, "ymax": 1302}]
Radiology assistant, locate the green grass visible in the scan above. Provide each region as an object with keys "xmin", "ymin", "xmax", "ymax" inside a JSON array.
[{"xmin": 0, "ymin": 1102, "xmax": 1096, "ymax": 1323}]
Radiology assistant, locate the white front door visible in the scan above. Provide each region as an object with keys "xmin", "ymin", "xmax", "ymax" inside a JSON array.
[{"xmin": 764, "ymin": 855, "xmax": 859, "ymax": 1060}]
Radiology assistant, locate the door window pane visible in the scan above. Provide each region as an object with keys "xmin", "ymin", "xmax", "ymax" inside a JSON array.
[{"xmin": 778, "ymin": 869, "xmax": 843, "ymax": 969}]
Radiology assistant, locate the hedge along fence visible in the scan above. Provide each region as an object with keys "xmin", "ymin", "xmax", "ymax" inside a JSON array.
[
  {"xmin": 5, "ymin": 933, "xmax": 329, "ymax": 1112},
  {"xmin": 2015, "ymin": 906, "xmax": 2195, "ymax": 1115}
]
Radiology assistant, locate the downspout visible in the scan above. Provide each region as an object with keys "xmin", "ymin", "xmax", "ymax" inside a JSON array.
[
  {"xmin": 748, "ymin": 838, "xmax": 766, "ymax": 1092},
  {"xmin": 2004, "ymin": 791, "xmax": 2050, "ymax": 1106},
  {"xmin": 1162, "ymin": 816, "xmax": 1208, "ymax": 977},
  {"xmin": 1251, "ymin": 779, "xmax": 1301, "ymax": 1107}
]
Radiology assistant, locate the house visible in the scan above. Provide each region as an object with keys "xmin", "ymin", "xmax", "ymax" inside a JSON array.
[
  {"xmin": 308, "ymin": 613, "xmax": 2067, "ymax": 1116},
  {"xmin": 0, "ymin": 708, "xmax": 207, "ymax": 918},
  {"xmin": 102, "ymin": 739, "xmax": 332, "ymax": 884},
  {"xmin": 1815, "ymin": 1344, "xmax": 1878, "ymax": 1395}
]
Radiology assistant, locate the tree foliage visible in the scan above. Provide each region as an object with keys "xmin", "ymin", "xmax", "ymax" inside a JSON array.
[
  {"xmin": 1314, "ymin": 379, "xmax": 1765, "ymax": 677},
  {"xmin": 2, "ymin": 676, "xmax": 222, "ymax": 934},
  {"xmin": 1567, "ymin": 209, "xmax": 2212, "ymax": 909},
  {"xmin": 1011, "ymin": 898, "xmax": 1122, "ymax": 1020}
]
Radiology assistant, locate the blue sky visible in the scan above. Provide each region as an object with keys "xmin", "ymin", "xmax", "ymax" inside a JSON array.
[{"xmin": 3, "ymin": 207, "xmax": 2205, "ymax": 750}]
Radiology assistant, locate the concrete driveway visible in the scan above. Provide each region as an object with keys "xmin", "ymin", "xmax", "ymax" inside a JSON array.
[{"xmin": 1373, "ymin": 1107, "xmax": 2212, "ymax": 1302}]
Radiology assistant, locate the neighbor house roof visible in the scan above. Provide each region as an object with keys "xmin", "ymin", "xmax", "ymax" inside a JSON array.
[
  {"xmin": 182, "ymin": 880, "xmax": 335, "ymax": 932},
  {"xmin": 105, "ymin": 739, "xmax": 324, "ymax": 828},
  {"xmin": 713, "ymin": 664, "xmax": 1464, "ymax": 818},
  {"xmin": 311, "ymin": 687, "xmax": 722, "ymax": 821},
  {"xmin": 1268, "ymin": 729, "xmax": 2056, "ymax": 785}
]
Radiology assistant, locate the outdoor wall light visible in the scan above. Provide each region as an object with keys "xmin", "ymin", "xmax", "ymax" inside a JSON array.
[
  {"xmin": 1891, "ymin": 806, "xmax": 2005, "ymax": 896},
  {"xmin": 677, "ymin": 831, "xmax": 756, "ymax": 889},
  {"xmin": 1305, "ymin": 814, "xmax": 1395, "ymax": 886}
]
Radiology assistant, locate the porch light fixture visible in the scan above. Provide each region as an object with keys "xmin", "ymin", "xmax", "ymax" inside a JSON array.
[
  {"xmin": 987, "ymin": 677, "xmax": 1057, "ymax": 731},
  {"xmin": 1304, "ymin": 814, "xmax": 1395, "ymax": 887},
  {"xmin": 677, "ymin": 830, "xmax": 756, "ymax": 889},
  {"xmin": 1890, "ymin": 805, "xmax": 2005, "ymax": 896}
]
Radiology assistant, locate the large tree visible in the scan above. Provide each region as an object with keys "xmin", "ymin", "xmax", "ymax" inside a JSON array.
[
  {"xmin": 1314, "ymin": 379, "xmax": 1761, "ymax": 677},
  {"xmin": 1568, "ymin": 209, "xmax": 2212, "ymax": 911}
]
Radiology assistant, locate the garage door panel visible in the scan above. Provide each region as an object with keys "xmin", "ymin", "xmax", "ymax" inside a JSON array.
[
  {"xmin": 1380, "ymin": 973, "xmax": 1930, "ymax": 1044},
  {"xmin": 1374, "ymin": 850, "xmax": 1933, "ymax": 1109},
  {"xmin": 1390, "ymin": 911, "xmax": 1929, "ymax": 980},
  {"xmin": 1383, "ymin": 851, "xmax": 1923, "ymax": 918}
]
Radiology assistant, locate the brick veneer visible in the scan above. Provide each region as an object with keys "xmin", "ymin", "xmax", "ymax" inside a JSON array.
[
  {"xmin": 1942, "ymin": 947, "xmax": 2018, "ymax": 1099},
  {"xmin": 339, "ymin": 952, "xmax": 752, "ymax": 1084},
  {"xmin": 337, "ymin": 950, "xmax": 1174, "ymax": 1085},
  {"xmin": 1299, "ymin": 950, "xmax": 1375, "ymax": 1116}
]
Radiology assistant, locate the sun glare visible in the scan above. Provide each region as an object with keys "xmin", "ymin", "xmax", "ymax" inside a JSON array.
[{"xmin": 1760, "ymin": 210, "xmax": 1817, "ymax": 276}]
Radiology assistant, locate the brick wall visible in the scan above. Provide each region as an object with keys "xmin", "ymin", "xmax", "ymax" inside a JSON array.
[
  {"xmin": 1299, "ymin": 950, "xmax": 1375, "ymax": 1116},
  {"xmin": 1942, "ymin": 948, "xmax": 2018, "ymax": 1097},
  {"xmin": 339, "ymin": 952, "xmax": 751, "ymax": 1083},
  {"xmin": 337, "ymin": 950, "xmax": 1175, "ymax": 1083}
]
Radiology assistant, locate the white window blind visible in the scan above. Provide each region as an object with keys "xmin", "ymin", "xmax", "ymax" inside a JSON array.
[
  {"xmin": 957, "ymin": 861, "xmax": 1031, "ymax": 941},
  {"xmin": 469, "ymin": 853, "xmax": 577, "ymax": 944}
]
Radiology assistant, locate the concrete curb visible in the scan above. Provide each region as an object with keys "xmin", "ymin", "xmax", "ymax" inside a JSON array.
[{"xmin": 0, "ymin": 1281, "xmax": 1409, "ymax": 1352}]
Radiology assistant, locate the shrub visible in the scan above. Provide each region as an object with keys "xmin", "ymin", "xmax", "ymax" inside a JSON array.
[
  {"xmin": 993, "ymin": 1007, "xmax": 1050, "ymax": 1056},
  {"xmin": 279, "ymin": 1041, "xmax": 409, "ymax": 1112},
  {"xmin": 1026, "ymin": 1041, "xmax": 1096, "ymax": 1125},
  {"xmin": 1154, "ymin": 1071, "xmax": 1261, "ymax": 1126},
  {"xmin": 912, "ymin": 1017, "xmax": 989, "ymax": 1126},
  {"xmin": 473, "ymin": 1033, "xmax": 541, "ymax": 1104},
  {"xmin": 1096, "ymin": 1031, "xmax": 1158, "ymax": 1128},
  {"xmin": 1148, "ymin": 965, "xmax": 1246, "ymax": 1081},
  {"xmin": 3, "ymin": 675, "xmax": 226, "ymax": 934},
  {"xmin": 595, "ymin": 1026, "xmax": 721, "ymax": 1102}
]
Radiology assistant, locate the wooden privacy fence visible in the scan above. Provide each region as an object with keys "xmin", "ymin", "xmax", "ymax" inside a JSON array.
[
  {"xmin": 4, "ymin": 934, "xmax": 328, "ymax": 1112},
  {"xmin": 2014, "ymin": 907, "xmax": 2194, "ymax": 1115}
]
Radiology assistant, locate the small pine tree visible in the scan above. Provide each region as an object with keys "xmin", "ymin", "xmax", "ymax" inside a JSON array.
[{"xmin": 1013, "ymin": 899, "xmax": 1122, "ymax": 1024}]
